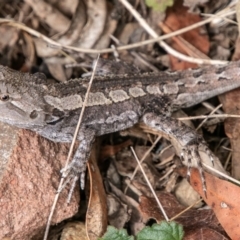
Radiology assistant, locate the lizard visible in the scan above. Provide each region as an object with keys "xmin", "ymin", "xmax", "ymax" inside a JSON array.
[{"xmin": 0, "ymin": 60, "xmax": 239, "ymax": 195}]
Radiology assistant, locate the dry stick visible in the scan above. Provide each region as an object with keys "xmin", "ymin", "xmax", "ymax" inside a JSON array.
[
  {"xmin": 169, "ymin": 199, "xmax": 203, "ymax": 222},
  {"xmin": 221, "ymin": 146, "xmax": 233, "ymax": 152},
  {"xmin": 124, "ymin": 135, "xmax": 161, "ymax": 194},
  {"xmin": 202, "ymin": 0, "xmax": 237, "ymax": 27},
  {"xmin": 178, "ymin": 113, "xmax": 240, "ymax": 121},
  {"xmin": 203, "ymin": 163, "xmax": 240, "ymax": 186},
  {"xmin": 118, "ymin": 0, "xmax": 231, "ymax": 65},
  {"xmin": 201, "ymin": 101, "xmax": 224, "ymax": 114},
  {"xmin": 202, "ymin": 12, "xmax": 237, "ymax": 25},
  {"xmin": 43, "ymin": 55, "xmax": 100, "ymax": 240},
  {"xmin": 118, "ymin": 8, "xmax": 234, "ymax": 55},
  {"xmin": 159, "ymin": 22, "xmax": 210, "ymax": 60},
  {"xmin": 0, "ymin": 7, "xmax": 234, "ymax": 61},
  {"xmin": 224, "ymin": 151, "xmax": 232, "ymax": 170},
  {"xmin": 159, "ymin": 167, "xmax": 175, "ymax": 182},
  {"xmin": 110, "ymin": 34, "xmax": 160, "ymax": 72},
  {"xmin": 130, "ymin": 146, "xmax": 169, "ymax": 221},
  {"xmin": 196, "ymin": 104, "xmax": 223, "ymax": 131}
]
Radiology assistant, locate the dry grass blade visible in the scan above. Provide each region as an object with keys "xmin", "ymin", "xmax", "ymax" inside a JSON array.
[
  {"xmin": 203, "ymin": 163, "xmax": 240, "ymax": 186},
  {"xmin": 0, "ymin": 6, "xmax": 235, "ymax": 59},
  {"xmin": 124, "ymin": 135, "xmax": 161, "ymax": 193},
  {"xmin": 118, "ymin": 0, "xmax": 229, "ymax": 65},
  {"xmin": 43, "ymin": 55, "xmax": 100, "ymax": 240},
  {"xmin": 130, "ymin": 146, "xmax": 169, "ymax": 221},
  {"xmin": 169, "ymin": 199, "xmax": 203, "ymax": 222},
  {"xmin": 178, "ymin": 113, "xmax": 240, "ymax": 121},
  {"xmin": 196, "ymin": 104, "xmax": 223, "ymax": 131}
]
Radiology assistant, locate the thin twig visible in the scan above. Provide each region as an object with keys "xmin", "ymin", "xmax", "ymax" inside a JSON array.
[
  {"xmin": 178, "ymin": 113, "xmax": 240, "ymax": 121},
  {"xmin": 117, "ymin": 0, "xmax": 232, "ymax": 65},
  {"xmin": 0, "ymin": 7, "xmax": 234, "ymax": 62},
  {"xmin": 62, "ymin": 60, "xmax": 99, "ymax": 172},
  {"xmin": 130, "ymin": 146, "xmax": 169, "ymax": 221},
  {"xmin": 203, "ymin": 163, "xmax": 240, "ymax": 186},
  {"xmin": 223, "ymin": 151, "xmax": 232, "ymax": 170},
  {"xmin": 159, "ymin": 167, "xmax": 175, "ymax": 182},
  {"xmin": 43, "ymin": 55, "xmax": 100, "ymax": 240},
  {"xmin": 196, "ymin": 104, "xmax": 223, "ymax": 131},
  {"xmin": 170, "ymin": 199, "xmax": 203, "ymax": 221},
  {"xmin": 124, "ymin": 135, "xmax": 161, "ymax": 193}
]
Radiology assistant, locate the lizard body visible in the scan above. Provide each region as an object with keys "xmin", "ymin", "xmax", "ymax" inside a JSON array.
[{"xmin": 0, "ymin": 61, "xmax": 240, "ymax": 191}]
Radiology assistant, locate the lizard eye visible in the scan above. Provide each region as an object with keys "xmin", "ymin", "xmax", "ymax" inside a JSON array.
[{"xmin": 0, "ymin": 95, "xmax": 9, "ymax": 101}]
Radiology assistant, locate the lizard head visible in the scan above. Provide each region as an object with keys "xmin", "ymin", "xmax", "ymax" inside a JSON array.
[{"xmin": 0, "ymin": 66, "xmax": 51, "ymax": 128}]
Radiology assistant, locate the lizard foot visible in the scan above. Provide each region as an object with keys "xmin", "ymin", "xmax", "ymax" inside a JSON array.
[
  {"xmin": 58, "ymin": 128, "xmax": 95, "ymax": 202},
  {"xmin": 60, "ymin": 163, "xmax": 87, "ymax": 203},
  {"xmin": 142, "ymin": 112, "xmax": 215, "ymax": 196},
  {"xmin": 180, "ymin": 143, "xmax": 214, "ymax": 197}
]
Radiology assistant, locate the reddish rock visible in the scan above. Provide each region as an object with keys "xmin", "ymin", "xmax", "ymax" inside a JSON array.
[{"xmin": 0, "ymin": 123, "xmax": 79, "ymax": 240}]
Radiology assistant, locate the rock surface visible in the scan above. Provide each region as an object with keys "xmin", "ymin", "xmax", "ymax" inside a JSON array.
[{"xmin": 0, "ymin": 122, "xmax": 79, "ymax": 240}]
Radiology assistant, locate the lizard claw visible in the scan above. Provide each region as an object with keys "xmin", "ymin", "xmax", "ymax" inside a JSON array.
[
  {"xmin": 180, "ymin": 143, "xmax": 213, "ymax": 198},
  {"xmin": 60, "ymin": 163, "xmax": 87, "ymax": 202}
]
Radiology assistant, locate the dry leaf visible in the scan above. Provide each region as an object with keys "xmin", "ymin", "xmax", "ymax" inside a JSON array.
[
  {"xmin": 86, "ymin": 144, "xmax": 108, "ymax": 240},
  {"xmin": 190, "ymin": 168, "xmax": 240, "ymax": 239}
]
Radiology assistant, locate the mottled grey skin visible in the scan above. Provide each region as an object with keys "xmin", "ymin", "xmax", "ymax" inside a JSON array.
[{"xmin": 0, "ymin": 61, "xmax": 240, "ymax": 191}]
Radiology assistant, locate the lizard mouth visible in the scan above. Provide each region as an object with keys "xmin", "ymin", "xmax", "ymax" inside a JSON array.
[
  {"xmin": 45, "ymin": 114, "xmax": 64, "ymax": 125},
  {"xmin": 6, "ymin": 102, "xmax": 26, "ymax": 117}
]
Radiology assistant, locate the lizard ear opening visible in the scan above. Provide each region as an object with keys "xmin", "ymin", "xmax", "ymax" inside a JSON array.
[{"xmin": 30, "ymin": 110, "xmax": 38, "ymax": 119}]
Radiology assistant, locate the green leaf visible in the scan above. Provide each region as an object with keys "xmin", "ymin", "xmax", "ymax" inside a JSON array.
[
  {"xmin": 137, "ymin": 221, "xmax": 184, "ymax": 240},
  {"xmin": 145, "ymin": 0, "xmax": 174, "ymax": 12},
  {"xmin": 99, "ymin": 226, "xmax": 134, "ymax": 240}
]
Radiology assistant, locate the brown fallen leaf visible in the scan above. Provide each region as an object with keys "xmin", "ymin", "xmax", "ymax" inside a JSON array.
[
  {"xmin": 86, "ymin": 143, "xmax": 108, "ymax": 240},
  {"xmin": 219, "ymin": 88, "xmax": 240, "ymax": 181},
  {"xmin": 139, "ymin": 192, "xmax": 223, "ymax": 236},
  {"xmin": 190, "ymin": 168, "xmax": 240, "ymax": 240},
  {"xmin": 99, "ymin": 139, "xmax": 133, "ymax": 160},
  {"xmin": 163, "ymin": 0, "xmax": 210, "ymax": 70},
  {"xmin": 184, "ymin": 227, "xmax": 229, "ymax": 240},
  {"xmin": 107, "ymin": 194, "xmax": 131, "ymax": 229}
]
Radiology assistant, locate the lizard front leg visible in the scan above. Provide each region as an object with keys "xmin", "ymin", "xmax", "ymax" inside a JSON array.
[
  {"xmin": 61, "ymin": 127, "xmax": 97, "ymax": 192},
  {"xmin": 142, "ymin": 112, "xmax": 214, "ymax": 195}
]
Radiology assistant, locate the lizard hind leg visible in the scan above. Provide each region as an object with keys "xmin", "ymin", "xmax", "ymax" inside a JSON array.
[
  {"xmin": 181, "ymin": 144, "xmax": 207, "ymax": 197},
  {"xmin": 142, "ymin": 112, "xmax": 213, "ymax": 196}
]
